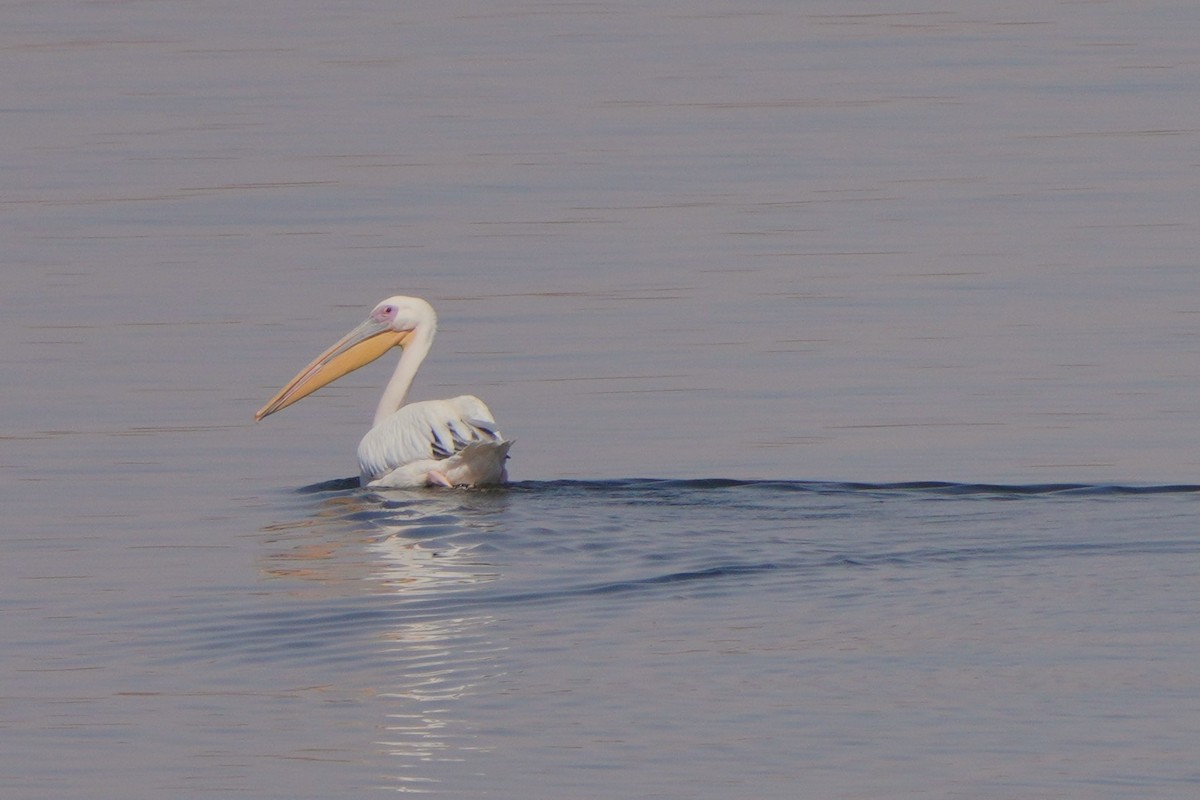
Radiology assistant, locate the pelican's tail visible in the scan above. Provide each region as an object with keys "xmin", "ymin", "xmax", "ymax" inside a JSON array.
[{"xmin": 432, "ymin": 439, "xmax": 512, "ymax": 487}]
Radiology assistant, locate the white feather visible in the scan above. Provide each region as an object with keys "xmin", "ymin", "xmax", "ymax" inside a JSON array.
[{"xmin": 358, "ymin": 395, "xmax": 511, "ymax": 488}]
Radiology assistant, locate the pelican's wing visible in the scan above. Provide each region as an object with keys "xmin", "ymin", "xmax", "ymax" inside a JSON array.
[{"xmin": 357, "ymin": 395, "xmax": 507, "ymax": 483}]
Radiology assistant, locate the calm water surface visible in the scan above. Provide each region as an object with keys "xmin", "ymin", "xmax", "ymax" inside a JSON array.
[{"xmin": 4, "ymin": 1, "xmax": 1200, "ymax": 798}]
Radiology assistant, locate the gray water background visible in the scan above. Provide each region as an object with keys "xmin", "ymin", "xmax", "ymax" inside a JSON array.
[{"xmin": 4, "ymin": 1, "xmax": 1200, "ymax": 797}]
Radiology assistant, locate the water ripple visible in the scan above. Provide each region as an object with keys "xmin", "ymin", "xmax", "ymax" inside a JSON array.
[
  {"xmin": 505, "ymin": 477, "xmax": 1200, "ymax": 497},
  {"xmin": 114, "ymin": 475, "xmax": 1200, "ymax": 794},
  {"xmin": 146, "ymin": 477, "xmax": 1200, "ymax": 669}
]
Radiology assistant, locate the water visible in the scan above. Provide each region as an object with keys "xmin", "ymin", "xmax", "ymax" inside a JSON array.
[
  {"xmin": 4, "ymin": 1, "xmax": 1200, "ymax": 797},
  {"xmin": 8, "ymin": 480, "xmax": 1200, "ymax": 798}
]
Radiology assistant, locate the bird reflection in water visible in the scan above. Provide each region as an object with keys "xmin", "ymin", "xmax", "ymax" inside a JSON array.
[{"xmin": 257, "ymin": 487, "xmax": 510, "ymax": 789}]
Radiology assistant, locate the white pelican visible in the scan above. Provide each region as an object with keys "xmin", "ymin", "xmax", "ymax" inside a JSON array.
[{"xmin": 256, "ymin": 296, "xmax": 511, "ymax": 488}]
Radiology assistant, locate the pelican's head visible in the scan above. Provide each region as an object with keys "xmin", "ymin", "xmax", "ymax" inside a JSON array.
[{"xmin": 255, "ymin": 295, "xmax": 437, "ymax": 421}]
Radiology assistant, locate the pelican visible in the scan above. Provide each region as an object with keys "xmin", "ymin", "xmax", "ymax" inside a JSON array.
[{"xmin": 256, "ymin": 296, "xmax": 511, "ymax": 488}]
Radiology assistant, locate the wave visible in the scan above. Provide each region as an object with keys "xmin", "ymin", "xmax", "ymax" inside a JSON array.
[
  {"xmin": 154, "ymin": 472, "xmax": 1200, "ymax": 672},
  {"xmin": 299, "ymin": 476, "xmax": 1200, "ymax": 498}
]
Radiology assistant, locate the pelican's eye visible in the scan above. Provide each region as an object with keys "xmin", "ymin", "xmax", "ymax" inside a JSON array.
[{"xmin": 372, "ymin": 304, "xmax": 396, "ymax": 323}]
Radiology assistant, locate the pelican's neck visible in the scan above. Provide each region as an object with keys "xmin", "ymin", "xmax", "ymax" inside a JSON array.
[{"xmin": 373, "ymin": 323, "xmax": 434, "ymax": 427}]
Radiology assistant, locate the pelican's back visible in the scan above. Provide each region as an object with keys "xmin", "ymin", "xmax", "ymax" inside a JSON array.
[{"xmin": 357, "ymin": 395, "xmax": 510, "ymax": 487}]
